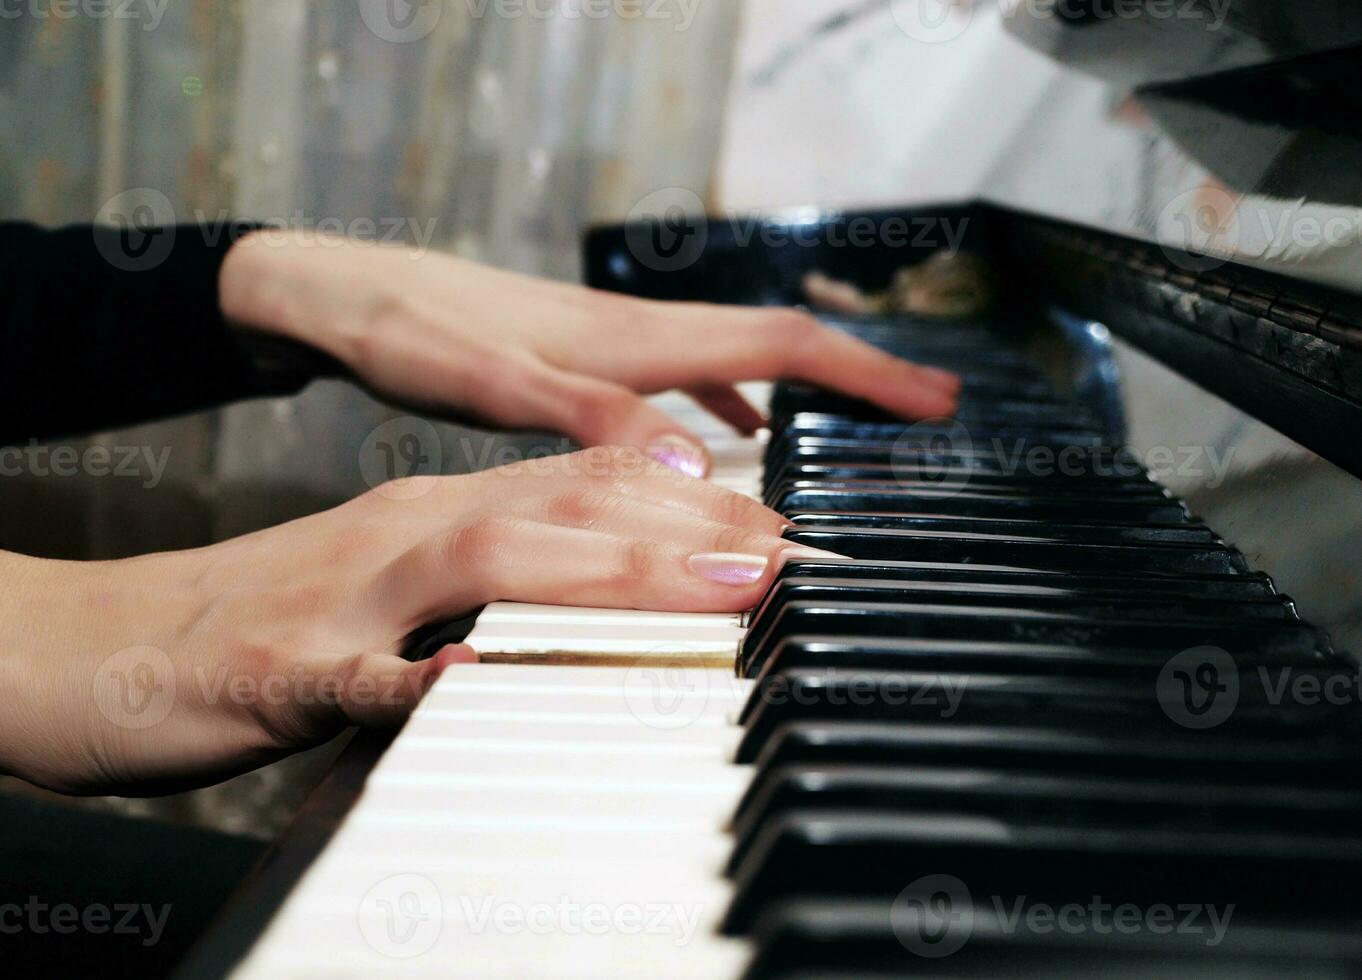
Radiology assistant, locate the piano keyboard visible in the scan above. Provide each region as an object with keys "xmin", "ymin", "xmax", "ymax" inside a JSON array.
[{"xmin": 234, "ymin": 321, "xmax": 1362, "ymax": 978}]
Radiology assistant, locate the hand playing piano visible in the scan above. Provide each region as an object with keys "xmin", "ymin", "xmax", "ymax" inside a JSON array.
[
  {"xmin": 0, "ymin": 449, "xmax": 833, "ymax": 795},
  {"xmin": 219, "ymin": 231, "xmax": 960, "ymax": 476}
]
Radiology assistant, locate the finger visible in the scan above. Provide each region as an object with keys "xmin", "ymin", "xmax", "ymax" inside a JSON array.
[
  {"xmin": 317, "ymin": 643, "xmax": 478, "ymax": 729},
  {"xmin": 791, "ymin": 322, "xmax": 963, "ymax": 418},
  {"xmin": 685, "ymin": 384, "xmax": 767, "ymax": 435},
  {"xmin": 381, "ymin": 518, "xmax": 840, "ymax": 625},
  {"xmin": 532, "ymin": 446, "xmax": 788, "ymax": 532},
  {"xmin": 477, "ymin": 355, "xmax": 714, "ymax": 478},
  {"xmin": 510, "ymin": 491, "xmax": 790, "ymax": 548},
  {"xmin": 607, "ymin": 304, "xmax": 962, "ymax": 418},
  {"xmin": 802, "ymin": 271, "xmax": 873, "ymax": 314}
]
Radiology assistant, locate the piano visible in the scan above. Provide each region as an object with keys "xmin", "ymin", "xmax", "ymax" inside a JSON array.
[{"xmin": 183, "ymin": 7, "xmax": 1362, "ymax": 978}]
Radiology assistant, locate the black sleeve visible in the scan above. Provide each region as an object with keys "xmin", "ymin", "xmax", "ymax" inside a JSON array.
[{"xmin": 0, "ymin": 221, "xmax": 340, "ymax": 444}]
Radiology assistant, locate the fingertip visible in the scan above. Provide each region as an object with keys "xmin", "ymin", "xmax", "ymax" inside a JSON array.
[
  {"xmin": 434, "ymin": 643, "xmax": 480, "ymax": 670},
  {"xmin": 646, "ymin": 432, "xmax": 711, "ymax": 479},
  {"xmin": 920, "ymin": 365, "xmax": 963, "ymax": 395}
]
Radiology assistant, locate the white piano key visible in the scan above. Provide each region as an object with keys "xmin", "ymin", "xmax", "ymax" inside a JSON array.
[{"xmin": 473, "ymin": 602, "xmax": 742, "ymax": 629}]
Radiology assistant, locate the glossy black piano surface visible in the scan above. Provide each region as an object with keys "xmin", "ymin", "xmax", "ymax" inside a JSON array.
[{"xmin": 580, "ymin": 191, "xmax": 1362, "ymax": 976}]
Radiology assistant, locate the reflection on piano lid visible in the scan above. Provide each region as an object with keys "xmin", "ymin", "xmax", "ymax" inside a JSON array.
[{"xmin": 185, "ymin": 27, "xmax": 1362, "ymax": 979}]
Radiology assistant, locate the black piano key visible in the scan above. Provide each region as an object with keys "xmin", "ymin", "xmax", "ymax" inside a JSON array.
[
  {"xmin": 774, "ymin": 488, "xmax": 1191, "ymax": 524},
  {"xmin": 747, "ymin": 635, "xmax": 1312, "ymax": 687},
  {"xmin": 766, "ymin": 476, "xmax": 1171, "ymax": 505},
  {"xmin": 781, "ymin": 529, "xmax": 1248, "ymax": 575},
  {"xmin": 767, "ymin": 416, "xmax": 1110, "ymax": 454},
  {"xmin": 772, "ymin": 560, "xmax": 1277, "ymax": 599},
  {"xmin": 741, "ymin": 899, "xmax": 1362, "ymax": 980},
  {"xmin": 743, "ymin": 591, "xmax": 1297, "ymax": 678},
  {"xmin": 722, "ymin": 812, "xmax": 1362, "ymax": 934},
  {"xmin": 766, "ymin": 464, "xmax": 1159, "ymax": 496},
  {"xmin": 786, "ymin": 511, "xmax": 1217, "ymax": 543},
  {"xmin": 733, "ymin": 668, "xmax": 1355, "ymax": 764},
  {"xmin": 747, "ymin": 721, "xmax": 1362, "ymax": 790},
  {"xmin": 727, "ymin": 766, "xmax": 1362, "ymax": 877},
  {"xmin": 765, "ymin": 446, "xmax": 1150, "ymax": 486},
  {"xmin": 771, "ymin": 388, "xmax": 1101, "ymax": 429},
  {"xmin": 739, "ymin": 603, "xmax": 1324, "ymax": 678},
  {"xmin": 750, "ymin": 578, "xmax": 1288, "ymax": 627}
]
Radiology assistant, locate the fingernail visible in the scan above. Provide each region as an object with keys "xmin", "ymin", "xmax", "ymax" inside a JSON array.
[
  {"xmin": 689, "ymin": 552, "xmax": 769, "ymax": 586},
  {"xmin": 648, "ymin": 434, "xmax": 709, "ymax": 479},
  {"xmin": 781, "ymin": 545, "xmax": 852, "ymax": 562}
]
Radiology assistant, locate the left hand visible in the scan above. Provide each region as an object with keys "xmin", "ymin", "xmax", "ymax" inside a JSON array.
[{"xmin": 219, "ymin": 231, "xmax": 960, "ymax": 476}]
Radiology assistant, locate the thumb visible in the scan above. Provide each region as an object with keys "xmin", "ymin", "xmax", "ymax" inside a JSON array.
[{"xmin": 320, "ymin": 644, "xmax": 479, "ymax": 730}]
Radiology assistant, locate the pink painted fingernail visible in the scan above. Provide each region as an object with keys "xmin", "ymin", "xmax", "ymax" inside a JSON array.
[
  {"xmin": 689, "ymin": 552, "xmax": 769, "ymax": 586},
  {"xmin": 647, "ymin": 434, "xmax": 709, "ymax": 479}
]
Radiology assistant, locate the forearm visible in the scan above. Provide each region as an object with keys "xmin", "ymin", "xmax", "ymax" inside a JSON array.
[
  {"xmin": 0, "ymin": 221, "xmax": 333, "ymax": 444},
  {"xmin": 0, "ymin": 551, "xmax": 85, "ymax": 784}
]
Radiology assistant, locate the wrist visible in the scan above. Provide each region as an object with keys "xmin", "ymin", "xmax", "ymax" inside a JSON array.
[
  {"xmin": 219, "ymin": 230, "xmax": 399, "ymax": 361},
  {"xmin": 219, "ymin": 230, "xmax": 354, "ymax": 384}
]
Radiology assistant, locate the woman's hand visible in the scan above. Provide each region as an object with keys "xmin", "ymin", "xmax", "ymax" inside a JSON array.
[
  {"xmin": 0, "ymin": 450, "xmax": 832, "ymax": 796},
  {"xmin": 219, "ymin": 231, "xmax": 960, "ymax": 476}
]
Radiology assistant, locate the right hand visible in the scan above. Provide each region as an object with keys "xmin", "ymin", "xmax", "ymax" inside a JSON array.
[
  {"xmin": 0, "ymin": 448, "xmax": 832, "ymax": 796},
  {"xmin": 220, "ymin": 232, "xmax": 961, "ymax": 476}
]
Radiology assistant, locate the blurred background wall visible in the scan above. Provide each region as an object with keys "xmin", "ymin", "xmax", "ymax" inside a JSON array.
[{"xmin": 0, "ymin": 0, "xmax": 741, "ymax": 837}]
